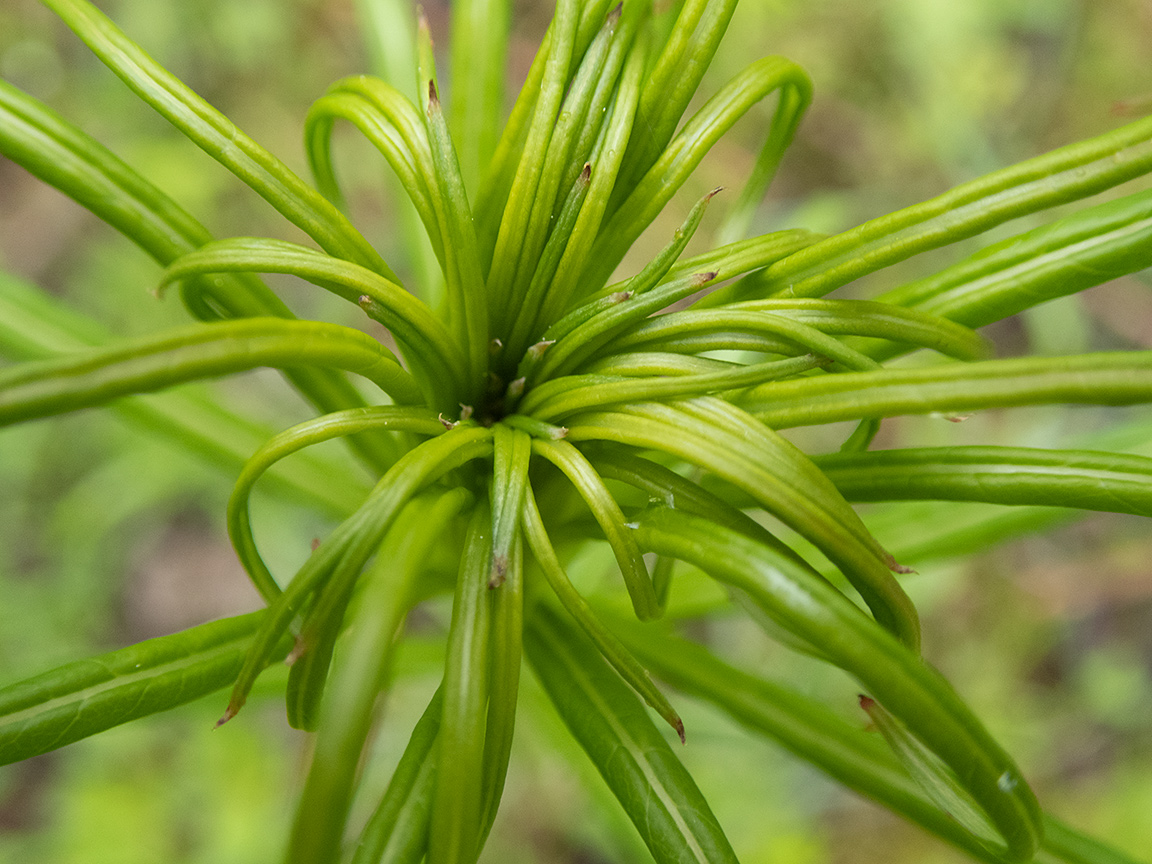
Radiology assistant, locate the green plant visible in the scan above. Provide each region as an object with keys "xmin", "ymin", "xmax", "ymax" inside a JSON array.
[{"xmin": 2, "ymin": 0, "xmax": 1152, "ymax": 862}]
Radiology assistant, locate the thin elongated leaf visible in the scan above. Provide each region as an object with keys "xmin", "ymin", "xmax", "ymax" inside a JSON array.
[
  {"xmin": 351, "ymin": 686, "xmax": 444, "ymax": 864},
  {"xmin": 535, "ymin": 227, "xmax": 815, "ymax": 384},
  {"xmin": 0, "ymin": 273, "xmax": 363, "ymax": 515},
  {"xmin": 531, "ymin": 438, "xmax": 658, "ymax": 621},
  {"xmin": 537, "ymin": 187, "xmax": 716, "ymax": 358},
  {"xmin": 0, "ymin": 318, "xmax": 422, "ymax": 426},
  {"xmin": 417, "ymin": 23, "xmax": 490, "ymax": 396},
  {"xmin": 521, "ymin": 485, "xmax": 684, "ymax": 739},
  {"xmin": 0, "ymin": 79, "xmax": 283, "ymax": 320},
  {"xmin": 586, "ymin": 56, "xmax": 811, "ymax": 287},
  {"xmin": 0, "ymin": 612, "xmax": 285, "ymax": 765},
  {"xmin": 41, "ymin": 0, "xmax": 395, "ymax": 278},
  {"xmin": 879, "ymin": 186, "xmax": 1152, "ymax": 332},
  {"xmin": 611, "ymin": 298, "xmax": 990, "ymax": 362},
  {"xmin": 536, "ymin": 23, "xmax": 648, "ymax": 325},
  {"xmin": 222, "ymin": 427, "xmax": 494, "ymax": 724},
  {"xmin": 286, "ymin": 491, "xmax": 469, "ymax": 864},
  {"xmin": 500, "ymin": 7, "xmax": 621, "ymax": 324},
  {"xmin": 741, "ymin": 351, "xmax": 1152, "ymax": 428},
  {"xmin": 0, "ymin": 80, "xmax": 398, "ymax": 471},
  {"xmin": 860, "ymin": 695, "xmax": 1000, "ymax": 851},
  {"xmin": 304, "ymin": 87, "xmax": 444, "ymax": 267},
  {"xmin": 476, "ymin": 535, "xmax": 523, "ymax": 850},
  {"xmin": 525, "ymin": 604, "xmax": 740, "ymax": 864},
  {"xmin": 473, "ymin": 0, "xmax": 616, "ymax": 254},
  {"xmin": 613, "ymin": 622, "xmax": 1142, "ymax": 864},
  {"xmin": 742, "ymin": 114, "xmax": 1152, "ymax": 301},
  {"xmin": 816, "ymin": 446, "xmax": 1152, "ymax": 516},
  {"xmin": 227, "ymin": 406, "xmax": 443, "ymax": 601},
  {"xmin": 160, "ymin": 237, "xmax": 467, "ymax": 403},
  {"xmin": 631, "ymin": 507, "xmax": 1043, "ymax": 863},
  {"xmin": 489, "ymin": 425, "xmax": 532, "ymax": 585},
  {"xmin": 522, "ymin": 354, "xmax": 824, "ymax": 421},
  {"xmin": 613, "ymin": 0, "xmax": 738, "ymax": 195},
  {"xmin": 502, "ymin": 163, "xmax": 593, "ymax": 363},
  {"xmin": 566, "ymin": 401, "xmax": 921, "ymax": 649},
  {"xmin": 429, "ymin": 502, "xmax": 493, "ymax": 864},
  {"xmin": 449, "ymin": 0, "xmax": 509, "ymax": 193},
  {"xmin": 486, "ymin": 0, "xmax": 580, "ymax": 324}
]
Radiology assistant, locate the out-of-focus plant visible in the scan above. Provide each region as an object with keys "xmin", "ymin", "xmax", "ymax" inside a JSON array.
[{"xmin": 2, "ymin": 1, "xmax": 1151, "ymax": 863}]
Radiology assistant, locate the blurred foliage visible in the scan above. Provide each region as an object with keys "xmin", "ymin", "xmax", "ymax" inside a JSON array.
[{"xmin": 1, "ymin": 0, "xmax": 1151, "ymax": 862}]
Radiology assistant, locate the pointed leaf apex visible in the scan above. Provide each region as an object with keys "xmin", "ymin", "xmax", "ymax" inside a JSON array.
[
  {"xmin": 489, "ymin": 554, "xmax": 509, "ymax": 588},
  {"xmin": 529, "ymin": 339, "xmax": 556, "ymax": 360},
  {"xmin": 216, "ymin": 701, "xmax": 239, "ymax": 728}
]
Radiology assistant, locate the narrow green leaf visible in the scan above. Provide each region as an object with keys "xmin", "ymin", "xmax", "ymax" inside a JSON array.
[
  {"xmin": 286, "ymin": 491, "xmax": 470, "ymax": 864},
  {"xmin": 418, "ymin": 15, "xmax": 490, "ymax": 398},
  {"xmin": 751, "ymin": 115, "xmax": 1152, "ymax": 301},
  {"xmin": 567, "ymin": 401, "xmax": 921, "ymax": 649},
  {"xmin": 816, "ymin": 445, "xmax": 1152, "ymax": 516},
  {"xmin": 521, "ymin": 354, "xmax": 825, "ymax": 421},
  {"xmin": 160, "ymin": 237, "xmax": 467, "ymax": 404},
  {"xmin": 0, "ymin": 273, "xmax": 363, "ymax": 516},
  {"xmin": 521, "ymin": 486, "xmax": 684, "ymax": 739},
  {"xmin": 449, "ymin": 0, "xmax": 509, "ymax": 192},
  {"xmin": 351, "ymin": 685, "xmax": 444, "ymax": 864},
  {"xmin": 473, "ymin": 0, "xmax": 616, "ymax": 255},
  {"xmin": 613, "ymin": 0, "xmax": 739, "ymax": 195},
  {"xmin": 489, "ymin": 425, "xmax": 532, "ymax": 586},
  {"xmin": 304, "ymin": 86, "xmax": 441, "ymax": 253},
  {"xmin": 536, "ymin": 22, "xmax": 649, "ymax": 325},
  {"xmin": 222, "ymin": 427, "xmax": 494, "ymax": 724},
  {"xmin": 500, "ymin": 7, "xmax": 621, "ymax": 325},
  {"xmin": 859, "ymin": 695, "xmax": 1001, "ymax": 850},
  {"xmin": 476, "ymin": 535, "xmax": 523, "ymax": 850},
  {"xmin": 41, "ymin": 0, "xmax": 395, "ymax": 278},
  {"xmin": 586, "ymin": 56, "xmax": 811, "ymax": 287},
  {"xmin": 879, "ymin": 186, "xmax": 1152, "ymax": 332},
  {"xmin": 0, "ymin": 612, "xmax": 285, "ymax": 766},
  {"xmin": 0, "ymin": 80, "xmax": 398, "ymax": 471},
  {"xmin": 429, "ymin": 502, "xmax": 494, "ymax": 864},
  {"xmin": 613, "ymin": 623, "xmax": 1140, "ymax": 864},
  {"xmin": 631, "ymin": 506, "xmax": 1043, "ymax": 863},
  {"xmin": 740, "ymin": 351, "xmax": 1152, "ymax": 428},
  {"xmin": 525, "ymin": 604, "xmax": 740, "ymax": 864},
  {"xmin": 531, "ymin": 438, "xmax": 658, "ymax": 621},
  {"xmin": 227, "ymin": 406, "xmax": 443, "ymax": 602},
  {"xmin": 485, "ymin": 0, "xmax": 580, "ymax": 325},
  {"xmin": 611, "ymin": 298, "xmax": 990, "ymax": 363},
  {"xmin": 0, "ymin": 318, "xmax": 422, "ymax": 427}
]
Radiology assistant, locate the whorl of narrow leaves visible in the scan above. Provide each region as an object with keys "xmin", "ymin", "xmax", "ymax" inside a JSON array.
[{"xmin": 3, "ymin": 1, "xmax": 1152, "ymax": 864}]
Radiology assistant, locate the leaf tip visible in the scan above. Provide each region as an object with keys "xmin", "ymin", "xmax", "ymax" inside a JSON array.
[
  {"xmin": 489, "ymin": 554, "xmax": 508, "ymax": 588},
  {"xmin": 528, "ymin": 339, "xmax": 555, "ymax": 361},
  {"xmin": 215, "ymin": 703, "xmax": 239, "ymax": 728}
]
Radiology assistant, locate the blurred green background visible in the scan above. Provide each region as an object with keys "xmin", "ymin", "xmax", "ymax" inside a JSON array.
[{"xmin": 1, "ymin": 0, "xmax": 1151, "ymax": 862}]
